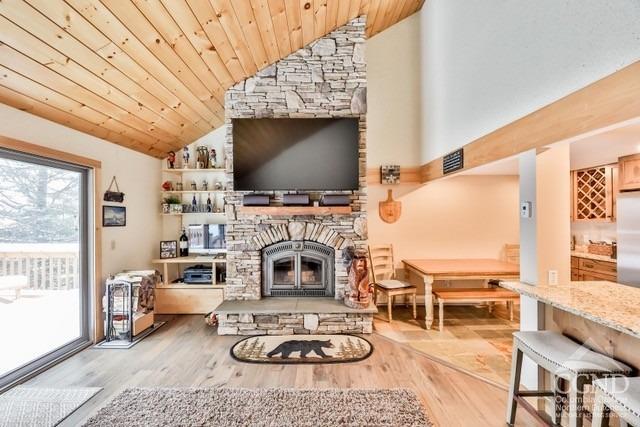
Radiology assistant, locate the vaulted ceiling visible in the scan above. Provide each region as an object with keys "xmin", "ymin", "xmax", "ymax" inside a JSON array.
[{"xmin": 0, "ymin": 0, "xmax": 424, "ymax": 158}]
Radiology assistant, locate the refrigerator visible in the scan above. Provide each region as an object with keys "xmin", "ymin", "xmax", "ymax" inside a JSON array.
[{"xmin": 617, "ymin": 192, "xmax": 640, "ymax": 287}]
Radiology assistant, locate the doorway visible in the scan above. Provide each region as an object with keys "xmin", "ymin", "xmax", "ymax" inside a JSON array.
[{"xmin": 0, "ymin": 148, "xmax": 91, "ymax": 389}]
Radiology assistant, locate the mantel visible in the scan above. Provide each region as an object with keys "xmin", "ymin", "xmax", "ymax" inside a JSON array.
[{"xmin": 238, "ymin": 206, "xmax": 352, "ymax": 216}]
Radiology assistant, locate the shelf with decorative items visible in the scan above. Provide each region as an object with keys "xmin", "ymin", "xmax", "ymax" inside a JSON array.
[
  {"xmin": 162, "ymin": 168, "xmax": 227, "ymax": 174},
  {"xmin": 161, "ymin": 190, "xmax": 225, "ymax": 194},
  {"xmin": 158, "ymin": 143, "xmax": 229, "ymax": 314},
  {"xmin": 161, "ymin": 153, "xmax": 228, "ymax": 219}
]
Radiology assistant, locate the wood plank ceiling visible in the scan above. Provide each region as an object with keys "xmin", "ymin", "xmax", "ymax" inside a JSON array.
[{"xmin": 0, "ymin": 0, "xmax": 425, "ymax": 158}]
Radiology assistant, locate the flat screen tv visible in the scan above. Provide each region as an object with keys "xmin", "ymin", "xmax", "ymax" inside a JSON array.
[{"xmin": 233, "ymin": 118, "xmax": 360, "ymax": 191}]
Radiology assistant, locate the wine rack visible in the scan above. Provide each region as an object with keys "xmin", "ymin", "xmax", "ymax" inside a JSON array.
[{"xmin": 572, "ymin": 165, "xmax": 617, "ymax": 222}]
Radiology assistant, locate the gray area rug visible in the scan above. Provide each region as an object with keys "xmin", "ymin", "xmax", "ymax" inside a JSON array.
[
  {"xmin": 84, "ymin": 388, "xmax": 432, "ymax": 426},
  {"xmin": 0, "ymin": 386, "xmax": 101, "ymax": 427}
]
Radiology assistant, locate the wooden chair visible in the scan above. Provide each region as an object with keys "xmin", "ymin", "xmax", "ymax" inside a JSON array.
[
  {"xmin": 504, "ymin": 244, "xmax": 520, "ymax": 265},
  {"xmin": 368, "ymin": 245, "xmax": 417, "ymax": 322},
  {"xmin": 488, "ymin": 244, "xmax": 520, "ymax": 315}
]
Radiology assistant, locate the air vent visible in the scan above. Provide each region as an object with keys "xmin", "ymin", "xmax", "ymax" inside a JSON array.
[
  {"xmin": 270, "ymin": 289, "xmax": 328, "ymax": 297},
  {"xmin": 264, "ymin": 242, "xmax": 294, "ymax": 256}
]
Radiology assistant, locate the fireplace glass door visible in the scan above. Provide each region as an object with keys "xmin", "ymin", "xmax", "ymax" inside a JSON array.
[
  {"xmin": 300, "ymin": 256, "xmax": 324, "ymax": 290},
  {"xmin": 262, "ymin": 241, "xmax": 334, "ymax": 297},
  {"xmin": 273, "ymin": 256, "xmax": 296, "ymax": 287}
]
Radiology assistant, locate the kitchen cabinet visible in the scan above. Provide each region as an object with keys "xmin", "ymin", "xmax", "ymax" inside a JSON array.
[
  {"xmin": 571, "ymin": 165, "xmax": 618, "ymax": 222},
  {"xmin": 571, "ymin": 256, "xmax": 617, "ymax": 282},
  {"xmin": 619, "ymin": 153, "xmax": 640, "ymax": 192}
]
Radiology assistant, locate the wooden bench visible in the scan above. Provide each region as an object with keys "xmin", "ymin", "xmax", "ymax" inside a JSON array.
[
  {"xmin": 0, "ymin": 275, "xmax": 28, "ymax": 300},
  {"xmin": 433, "ymin": 288, "xmax": 519, "ymax": 332}
]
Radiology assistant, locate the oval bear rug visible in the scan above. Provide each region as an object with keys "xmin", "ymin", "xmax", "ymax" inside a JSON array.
[{"xmin": 231, "ymin": 334, "xmax": 373, "ymax": 364}]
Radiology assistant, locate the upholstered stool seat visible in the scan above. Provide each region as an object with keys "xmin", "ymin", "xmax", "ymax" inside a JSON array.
[
  {"xmin": 507, "ymin": 331, "xmax": 633, "ymax": 427},
  {"xmin": 377, "ymin": 279, "xmax": 414, "ymax": 289},
  {"xmin": 514, "ymin": 331, "xmax": 633, "ymax": 377},
  {"xmin": 592, "ymin": 377, "xmax": 640, "ymax": 427}
]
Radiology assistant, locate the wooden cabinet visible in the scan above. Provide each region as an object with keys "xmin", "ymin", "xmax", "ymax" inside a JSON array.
[
  {"xmin": 619, "ymin": 153, "xmax": 640, "ymax": 192},
  {"xmin": 571, "ymin": 165, "xmax": 618, "ymax": 222},
  {"xmin": 155, "ymin": 286, "xmax": 223, "ymax": 314},
  {"xmin": 577, "ymin": 258, "xmax": 617, "ymax": 276},
  {"xmin": 571, "ymin": 256, "xmax": 617, "ymax": 282},
  {"xmin": 152, "ymin": 257, "xmax": 225, "ymax": 314}
]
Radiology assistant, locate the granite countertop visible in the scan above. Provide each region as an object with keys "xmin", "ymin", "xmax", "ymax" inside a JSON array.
[
  {"xmin": 571, "ymin": 251, "xmax": 616, "ymax": 263},
  {"xmin": 500, "ymin": 281, "xmax": 640, "ymax": 339}
]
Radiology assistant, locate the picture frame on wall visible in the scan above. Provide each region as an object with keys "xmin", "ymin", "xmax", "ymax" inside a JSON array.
[
  {"xmin": 160, "ymin": 240, "xmax": 178, "ymax": 259},
  {"xmin": 102, "ymin": 205, "xmax": 126, "ymax": 227},
  {"xmin": 380, "ymin": 165, "xmax": 401, "ymax": 184}
]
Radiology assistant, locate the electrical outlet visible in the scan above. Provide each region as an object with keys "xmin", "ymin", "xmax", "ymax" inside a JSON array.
[
  {"xmin": 520, "ymin": 201, "xmax": 533, "ymax": 218},
  {"xmin": 548, "ymin": 270, "xmax": 558, "ymax": 285}
]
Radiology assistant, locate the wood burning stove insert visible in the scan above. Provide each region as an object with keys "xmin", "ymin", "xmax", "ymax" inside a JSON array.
[{"xmin": 262, "ymin": 241, "xmax": 335, "ymax": 297}]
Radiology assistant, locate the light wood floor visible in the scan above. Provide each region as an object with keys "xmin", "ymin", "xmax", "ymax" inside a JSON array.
[
  {"xmin": 23, "ymin": 315, "xmax": 540, "ymax": 426},
  {"xmin": 376, "ymin": 303, "xmax": 519, "ymax": 385}
]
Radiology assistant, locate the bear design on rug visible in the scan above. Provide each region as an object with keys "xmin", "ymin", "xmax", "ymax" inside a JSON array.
[{"xmin": 266, "ymin": 340, "xmax": 335, "ymax": 359}]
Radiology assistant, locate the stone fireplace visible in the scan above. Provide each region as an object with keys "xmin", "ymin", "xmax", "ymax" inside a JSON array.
[
  {"xmin": 216, "ymin": 17, "xmax": 374, "ymax": 335},
  {"xmin": 262, "ymin": 241, "xmax": 335, "ymax": 297}
]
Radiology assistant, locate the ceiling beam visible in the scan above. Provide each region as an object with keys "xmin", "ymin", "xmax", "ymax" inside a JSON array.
[{"xmin": 420, "ymin": 61, "xmax": 640, "ymax": 183}]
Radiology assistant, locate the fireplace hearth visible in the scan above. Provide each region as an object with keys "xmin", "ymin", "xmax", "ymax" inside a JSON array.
[{"xmin": 262, "ymin": 241, "xmax": 335, "ymax": 297}]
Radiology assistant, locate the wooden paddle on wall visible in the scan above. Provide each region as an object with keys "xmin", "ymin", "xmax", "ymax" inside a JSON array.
[{"xmin": 379, "ymin": 189, "xmax": 401, "ymax": 223}]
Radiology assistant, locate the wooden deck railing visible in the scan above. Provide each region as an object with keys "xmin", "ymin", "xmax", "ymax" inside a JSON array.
[{"xmin": 0, "ymin": 251, "xmax": 79, "ymax": 290}]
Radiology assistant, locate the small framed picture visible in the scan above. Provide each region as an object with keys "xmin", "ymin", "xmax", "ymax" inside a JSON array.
[
  {"xmin": 102, "ymin": 205, "xmax": 126, "ymax": 227},
  {"xmin": 380, "ymin": 165, "xmax": 401, "ymax": 184},
  {"xmin": 160, "ymin": 241, "xmax": 178, "ymax": 259}
]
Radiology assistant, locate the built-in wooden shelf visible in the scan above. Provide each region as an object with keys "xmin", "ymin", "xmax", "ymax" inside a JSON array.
[
  {"xmin": 238, "ymin": 206, "xmax": 352, "ymax": 216},
  {"xmin": 156, "ymin": 283, "xmax": 226, "ymax": 290},
  {"xmin": 162, "ymin": 190, "xmax": 225, "ymax": 194},
  {"xmin": 162, "ymin": 168, "xmax": 226, "ymax": 174},
  {"xmin": 151, "ymin": 256, "xmax": 226, "ymax": 264},
  {"xmin": 152, "ymin": 256, "xmax": 227, "ymax": 291},
  {"xmin": 161, "ymin": 212, "xmax": 226, "ymax": 217}
]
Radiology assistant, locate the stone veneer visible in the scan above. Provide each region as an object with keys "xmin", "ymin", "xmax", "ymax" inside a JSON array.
[
  {"xmin": 217, "ymin": 312, "xmax": 373, "ymax": 336},
  {"xmin": 223, "ymin": 17, "xmax": 368, "ymax": 303}
]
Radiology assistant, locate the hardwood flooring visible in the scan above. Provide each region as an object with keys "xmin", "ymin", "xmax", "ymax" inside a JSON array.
[
  {"xmin": 375, "ymin": 303, "xmax": 519, "ymax": 385},
  {"xmin": 22, "ymin": 315, "xmax": 540, "ymax": 426}
]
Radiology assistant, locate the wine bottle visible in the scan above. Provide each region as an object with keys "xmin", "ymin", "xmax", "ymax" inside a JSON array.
[
  {"xmin": 179, "ymin": 228, "xmax": 189, "ymax": 257},
  {"xmin": 206, "ymin": 194, "xmax": 212, "ymax": 212}
]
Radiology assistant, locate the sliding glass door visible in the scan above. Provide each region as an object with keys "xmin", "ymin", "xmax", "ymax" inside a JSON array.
[{"xmin": 0, "ymin": 148, "xmax": 90, "ymax": 388}]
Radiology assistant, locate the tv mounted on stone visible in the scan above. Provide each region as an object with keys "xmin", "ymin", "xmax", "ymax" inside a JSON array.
[{"xmin": 232, "ymin": 118, "xmax": 360, "ymax": 192}]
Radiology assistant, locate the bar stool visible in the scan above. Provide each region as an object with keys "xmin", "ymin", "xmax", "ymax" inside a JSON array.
[
  {"xmin": 506, "ymin": 331, "xmax": 633, "ymax": 427},
  {"xmin": 592, "ymin": 377, "xmax": 640, "ymax": 427}
]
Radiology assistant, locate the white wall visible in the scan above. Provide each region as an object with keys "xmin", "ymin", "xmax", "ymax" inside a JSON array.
[
  {"xmin": 367, "ymin": 12, "xmax": 422, "ymax": 167},
  {"xmin": 366, "ymin": 12, "xmax": 520, "ymax": 287},
  {"xmin": 367, "ymin": 175, "xmax": 520, "ymax": 288},
  {"xmin": 420, "ymin": 0, "xmax": 640, "ymax": 163},
  {"xmin": 0, "ymin": 104, "xmax": 162, "ymax": 283}
]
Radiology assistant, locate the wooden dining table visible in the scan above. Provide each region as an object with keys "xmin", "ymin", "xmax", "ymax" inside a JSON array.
[{"xmin": 402, "ymin": 259, "xmax": 520, "ymax": 329}]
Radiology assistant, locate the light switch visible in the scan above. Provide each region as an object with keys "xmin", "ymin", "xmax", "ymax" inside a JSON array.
[
  {"xmin": 110, "ymin": 240, "xmax": 116, "ymax": 250},
  {"xmin": 520, "ymin": 201, "xmax": 533, "ymax": 218},
  {"xmin": 548, "ymin": 270, "xmax": 558, "ymax": 285}
]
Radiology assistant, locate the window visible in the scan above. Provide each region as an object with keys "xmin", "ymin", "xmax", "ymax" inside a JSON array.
[{"xmin": 0, "ymin": 148, "xmax": 91, "ymax": 389}]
